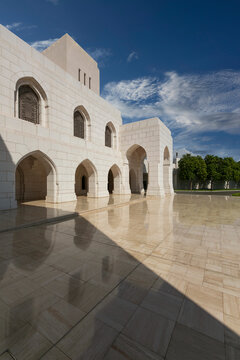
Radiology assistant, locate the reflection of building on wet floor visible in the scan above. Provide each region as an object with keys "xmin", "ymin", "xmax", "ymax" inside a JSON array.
[
  {"xmin": 0, "ymin": 25, "xmax": 173, "ymax": 211},
  {"xmin": 0, "ymin": 195, "xmax": 240, "ymax": 358}
]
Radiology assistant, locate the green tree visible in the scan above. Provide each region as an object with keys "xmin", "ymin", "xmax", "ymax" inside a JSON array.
[
  {"xmin": 219, "ymin": 157, "xmax": 234, "ymax": 188},
  {"xmin": 179, "ymin": 154, "xmax": 207, "ymax": 190},
  {"xmin": 204, "ymin": 155, "xmax": 221, "ymax": 190},
  {"xmin": 232, "ymin": 161, "xmax": 240, "ymax": 188},
  {"xmin": 195, "ymin": 156, "xmax": 207, "ymax": 185}
]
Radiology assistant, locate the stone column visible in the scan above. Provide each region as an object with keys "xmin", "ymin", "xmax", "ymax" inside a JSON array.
[{"xmin": 147, "ymin": 161, "xmax": 165, "ymax": 196}]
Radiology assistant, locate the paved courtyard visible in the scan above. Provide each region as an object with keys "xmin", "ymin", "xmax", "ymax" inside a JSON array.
[{"xmin": 0, "ymin": 194, "xmax": 240, "ymax": 359}]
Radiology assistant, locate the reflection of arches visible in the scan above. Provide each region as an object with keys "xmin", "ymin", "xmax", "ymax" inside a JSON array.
[
  {"xmin": 75, "ymin": 159, "xmax": 97, "ymax": 197},
  {"xmin": 105, "ymin": 122, "xmax": 117, "ymax": 149},
  {"xmin": 15, "ymin": 77, "xmax": 48, "ymax": 126},
  {"xmin": 15, "ymin": 151, "xmax": 57, "ymax": 203},
  {"xmin": 107, "ymin": 164, "xmax": 121, "ymax": 194},
  {"xmin": 127, "ymin": 144, "xmax": 147, "ymax": 194},
  {"xmin": 163, "ymin": 146, "xmax": 171, "ymax": 193},
  {"xmin": 73, "ymin": 105, "xmax": 91, "ymax": 140}
]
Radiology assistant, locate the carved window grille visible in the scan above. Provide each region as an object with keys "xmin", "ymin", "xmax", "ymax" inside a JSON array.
[
  {"xmin": 74, "ymin": 111, "xmax": 85, "ymax": 139},
  {"xmin": 18, "ymin": 85, "xmax": 39, "ymax": 124},
  {"xmin": 105, "ymin": 126, "xmax": 112, "ymax": 147}
]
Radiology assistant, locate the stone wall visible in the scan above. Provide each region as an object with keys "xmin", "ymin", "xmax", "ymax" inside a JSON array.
[{"xmin": 0, "ymin": 25, "xmax": 174, "ymax": 210}]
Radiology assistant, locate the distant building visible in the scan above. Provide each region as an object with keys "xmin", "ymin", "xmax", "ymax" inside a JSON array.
[{"xmin": 0, "ymin": 25, "xmax": 173, "ymax": 210}]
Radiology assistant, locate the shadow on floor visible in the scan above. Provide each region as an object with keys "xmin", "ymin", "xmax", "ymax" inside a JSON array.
[{"xmin": 0, "ymin": 196, "xmax": 239, "ymax": 359}]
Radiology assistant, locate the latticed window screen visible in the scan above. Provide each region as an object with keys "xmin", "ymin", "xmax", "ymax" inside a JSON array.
[
  {"xmin": 74, "ymin": 111, "xmax": 85, "ymax": 139},
  {"xmin": 105, "ymin": 126, "xmax": 112, "ymax": 147},
  {"xmin": 19, "ymin": 85, "xmax": 39, "ymax": 124}
]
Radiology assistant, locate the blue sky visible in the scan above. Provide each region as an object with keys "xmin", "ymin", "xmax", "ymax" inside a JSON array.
[{"xmin": 1, "ymin": 0, "xmax": 240, "ymax": 159}]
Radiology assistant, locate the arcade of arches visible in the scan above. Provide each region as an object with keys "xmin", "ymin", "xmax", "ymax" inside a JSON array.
[{"xmin": 15, "ymin": 146, "xmax": 171, "ymax": 204}]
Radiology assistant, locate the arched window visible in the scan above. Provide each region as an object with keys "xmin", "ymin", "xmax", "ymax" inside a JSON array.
[
  {"xmin": 105, "ymin": 125, "xmax": 112, "ymax": 147},
  {"xmin": 74, "ymin": 111, "xmax": 85, "ymax": 139},
  {"xmin": 18, "ymin": 85, "xmax": 39, "ymax": 124}
]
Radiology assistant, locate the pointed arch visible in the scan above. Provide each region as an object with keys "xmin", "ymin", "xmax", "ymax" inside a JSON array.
[
  {"xmin": 127, "ymin": 144, "xmax": 147, "ymax": 194},
  {"xmin": 15, "ymin": 150, "xmax": 57, "ymax": 203},
  {"xmin": 75, "ymin": 159, "xmax": 98, "ymax": 197},
  {"xmin": 107, "ymin": 164, "xmax": 122, "ymax": 194},
  {"xmin": 15, "ymin": 77, "xmax": 48, "ymax": 126},
  {"xmin": 73, "ymin": 105, "xmax": 91, "ymax": 141},
  {"xmin": 105, "ymin": 121, "xmax": 117, "ymax": 149},
  {"xmin": 163, "ymin": 146, "xmax": 170, "ymax": 164}
]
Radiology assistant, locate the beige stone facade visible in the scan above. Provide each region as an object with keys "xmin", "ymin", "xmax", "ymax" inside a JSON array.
[{"xmin": 0, "ymin": 25, "xmax": 173, "ymax": 211}]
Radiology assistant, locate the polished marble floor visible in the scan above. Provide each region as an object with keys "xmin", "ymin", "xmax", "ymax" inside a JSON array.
[
  {"xmin": 0, "ymin": 194, "xmax": 240, "ymax": 359},
  {"xmin": 0, "ymin": 194, "xmax": 144, "ymax": 233}
]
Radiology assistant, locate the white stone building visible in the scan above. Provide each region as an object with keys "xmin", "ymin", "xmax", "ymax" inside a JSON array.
[{"xmin": 0, "ymin": 25, "xmax": 173, "ymax": 211}]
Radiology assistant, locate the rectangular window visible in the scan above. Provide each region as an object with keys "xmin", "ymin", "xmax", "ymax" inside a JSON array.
[
  {"xmin": 78, "ymin": 69, "xmax": 81, "ymax": 82},
  {"xmin": 84, "ymin": 73, "xmax": 86, "ymax": 86},
  {"xmin": 89, "ymin": 77, "xmax": 91, "ymax": 89}
]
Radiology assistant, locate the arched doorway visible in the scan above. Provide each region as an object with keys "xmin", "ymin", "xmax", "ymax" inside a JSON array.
[
  {"xmin": 75, "ymin": 159, "xmax": 97, "ymax": 197},
  {"xmin": 15, "ymin": 151, "xmax": 56, "ymax": 203},
  {"xmin": 127, "ymin": 145, "xmax": 147, "ymax": 194},
  {"xmin": 107, "ymin": 164, "xmax": 121, "ymax": 194},
  {"xmin": 108, "ymin": 170, "xmax": 114, "ymax": 194},
  {"xmin": 163, "ymin": 146, "xmax": 171, "ymax": 193}
]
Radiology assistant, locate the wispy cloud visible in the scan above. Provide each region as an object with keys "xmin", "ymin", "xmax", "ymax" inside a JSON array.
[
  {"xmin": 5, "ymin": 22, "xmax": 37, "ymax": 31},
  {"xmin": 103, "ymin": 71, "xmax": 240, "ymax": 158},
  {"xmin": 87, "ymin": 48, "xmax": 112, "ymax": 66},
  {"xmin": 30, "ymin": 38, "xmax": 59, "ymax": 51},
  {"xmin": 46, "ymin": 0, "xmax": 59, "ymax": 4},
  {"xmin": 127, "ymin": 51, "xmax": 138, "ymax": 63}
]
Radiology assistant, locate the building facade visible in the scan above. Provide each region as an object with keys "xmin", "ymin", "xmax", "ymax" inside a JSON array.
[{"xmin": 0, "ymin": 25, "xmax": 173, "ymax": 211}]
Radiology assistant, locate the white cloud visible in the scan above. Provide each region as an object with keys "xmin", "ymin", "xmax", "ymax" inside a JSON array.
[
  {"xmin": 5, "ymin": 22, "xmax": 22, "ymax": 30},
  {"xmin": 104, "ymin": 77, "xmax": 157, "ymax": 102},
  {"xmin": 127, "ymin": 51, "xmax": 138, "ymax": 63},
  {"xmin": 87, "ymin": 48, "xmax": 112, "ymax": 66},
  {"xmin": 5, "ymin": 22, "xmax": 37, "ymax": 31},
  {"xmin": 103, "ymin": 71, "xmax": 240, "ymax": 134},
  {"xmin": 30, "ymin": 38, "xmax": 59, "ymax": 52},
  {"xmin": 103, "ymin": 71, "xmax": 240, "ymax": 158},
  {"xmin": 173, "ymin": 148, "xmax": 196, "ymax": 159}
]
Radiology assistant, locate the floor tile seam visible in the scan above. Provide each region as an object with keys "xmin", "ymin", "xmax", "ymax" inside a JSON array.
[
  {"xmin": 185, "ymin": 283, "xmax": 223, "ymax": 313},
  {"xmin": 0, "ymin": 350, "xmax": 16, "ymax": 360},
  {"xmin": 38, "ymin": 254, "xmax": 145, "ymax": 359},
  {"xmin": 177, "ymin": 297, "xmax": 227, "ymax": 344},
  {"xmin": 0, "ymin": 284, "xmax": 39, "ymax": 308},
  {"xmin": 78, "ymin": 197, "xmax": 148, "ymax": 218},
  {"xmin": 0, "ymin": 213, "xmax": 79, "ymax": 234},
  {"xmin": 162, "ymin": 292, "xmax": 186, "ymax": 359},
  {"xmin": 104, "ymin": 229, "xmax": 179, "ymax": 359}
]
